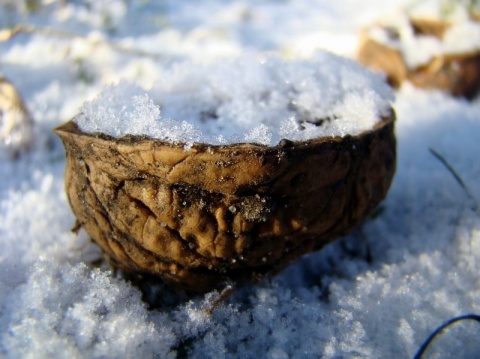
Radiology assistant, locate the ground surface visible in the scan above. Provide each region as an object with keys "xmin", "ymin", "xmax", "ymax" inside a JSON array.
[{"xmin": 1, "ymin": 1, "xmax": 480, "ymax": 358}]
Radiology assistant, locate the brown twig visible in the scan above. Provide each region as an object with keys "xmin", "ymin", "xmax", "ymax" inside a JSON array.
[{"xmin": 203, "ymin": 283, "xmax": 235, "ymax": 315}]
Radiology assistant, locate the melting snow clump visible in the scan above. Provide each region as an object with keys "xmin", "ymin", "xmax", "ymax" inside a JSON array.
[{"xmin": 76, "ymin": 51, "xmax": 393, "ymax": 147}]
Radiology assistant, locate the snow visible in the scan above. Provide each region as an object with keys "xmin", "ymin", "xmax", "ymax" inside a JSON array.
[
  {"xmin": 76, "ymin": 53, "xmax": 393, "ymax": 147},
  {"xmin": 1, "ymin": 1, "xmax": 480, "ymax": 358},
  {"xmin": 443, "ymin": 21, "xmax": 480, "ymax": 55}
]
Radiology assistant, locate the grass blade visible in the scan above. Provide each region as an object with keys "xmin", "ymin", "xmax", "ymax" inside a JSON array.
[{"xmin": 429, "ymin": 148, "xmax": 478, "ymax": 211}]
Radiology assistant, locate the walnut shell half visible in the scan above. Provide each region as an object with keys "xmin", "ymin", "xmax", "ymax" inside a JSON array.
[
  {"xmin": 55, "ymin": 112, "xmax": 396, "ymax": 293},
  {"xmin": 357, "ymin": 22, "xmax": 480, "ymax": 99}
]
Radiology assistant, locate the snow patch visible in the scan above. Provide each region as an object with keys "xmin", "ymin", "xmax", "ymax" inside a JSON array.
[{"xmin": 76, "ymin": 52, "xmax": 393, "ymax": 147}]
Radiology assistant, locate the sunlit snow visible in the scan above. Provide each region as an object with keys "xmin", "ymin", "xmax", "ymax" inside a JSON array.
[
  {"xmin": 76, "ymin": 53, "xmax": 393, "ymax": 146},
  {"xmin": 1, "ymin": 1, "xmax": 480, "ymax": 358}
]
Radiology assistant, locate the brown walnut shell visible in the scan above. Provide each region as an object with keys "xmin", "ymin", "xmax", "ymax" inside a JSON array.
[
  {"xmin": 55, "ymin": 112, "xmax": 396, "ymax": 293},
  {"xmin": 357, "ymin": 21, "xmax": 480, "ymax": 99}
]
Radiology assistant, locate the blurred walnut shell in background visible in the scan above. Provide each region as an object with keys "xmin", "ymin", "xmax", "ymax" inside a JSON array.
[
  {"xmin": 0, "ymin": 76, "xmax": 34, "ymax": 159},
  {"xmin": 55, "ymin": 112, "xmax": 396, "ymax": 293},
  {"xmin": 357, "ymin": 19, "xmax": 480, "ymax": 99}
]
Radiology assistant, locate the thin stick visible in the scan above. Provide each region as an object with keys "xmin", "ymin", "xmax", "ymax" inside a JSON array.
[
  {"xmin": 203, "ymin": 283, "xmax": 235, "ymax": 315},
  {"xmin": 429, "ymin": 148, "xmax": 478, "ymax": 211},
  {"xmin": 413, "ymin": 314, "xmax": 480, "ymax": 359}
]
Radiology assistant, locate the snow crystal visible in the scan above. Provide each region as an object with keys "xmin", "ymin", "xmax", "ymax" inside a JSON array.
[
  {"xmin": 244, "ymin": 124, "xmax": 272, "ymax": 145},
  {"xmin": 1, "ymin": 261, "xmax": 176, "ymax": 359},
  {"xmin": 3, "ymin": 1, "xmax": 480, "ymax": 359},
  {"xmin": 78, "ymin": 82, "xmax": 161, "ymax": 138},
  {"xmin": 76, "ymin": 52, "xmax": 393, "ymax": 147}
]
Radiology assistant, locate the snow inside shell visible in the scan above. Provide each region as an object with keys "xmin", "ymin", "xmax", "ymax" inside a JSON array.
[{"xmin": 76, "ymin": 52, "xmax": 393, "ymax": 147}]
